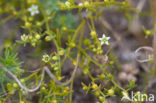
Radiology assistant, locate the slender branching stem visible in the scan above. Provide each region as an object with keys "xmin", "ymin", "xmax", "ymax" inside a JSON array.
[{"xmin": 0, "ymin": 64, "xmax": 45, "ymax": 93}]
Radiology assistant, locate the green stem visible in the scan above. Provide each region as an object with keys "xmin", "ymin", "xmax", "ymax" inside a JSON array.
[
  {"xmin": 60, "ymin": 20, "xmax": 85, "ymax": 68},
  {"xmin": 78, "ymin": 46, "xmax": 104, "ymax": 68},
  {"xmin": 111, "ymin": 79, "xmax": 125, "ymax": 91}
]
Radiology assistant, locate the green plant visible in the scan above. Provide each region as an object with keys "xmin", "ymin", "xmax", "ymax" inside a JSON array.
[
  {"xmin": 0, "ymin": 49, "xmax": 23, "ymax": 93},
  {"xmin": 0, "ymin": 0, "xmax": 155, "ymax": 103}
]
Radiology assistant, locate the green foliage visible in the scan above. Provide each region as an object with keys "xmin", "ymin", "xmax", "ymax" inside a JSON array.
[
  {"xmin": 128, "ymin": 81, "xmax": 136, "ymax": 90},
  {"xmin": 0, "ymin": 0, "xmax": 146, "ymax": 103},
  {"xmin": 0, "ymin": 49, "xmax": 23, "ymax": 91},
  {"xmin": 39, "ymin": 0, "xmax": 76, "ymax": 29}
]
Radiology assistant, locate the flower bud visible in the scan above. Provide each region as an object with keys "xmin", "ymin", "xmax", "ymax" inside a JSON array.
[
  {"xmin": 84, "ymin": 1, "xmax": 89, "ymax": 7},
  {"xmin": 73, "ymin": 60, "xmax": 76, "ymax": 66},
  {"xmin": 100, "ymin": 74, "xmax": 105, "ymax": 78},
  {"xmin": 83, "ymin": 85, "xmax": 88, "ymax": 91},
  {"xmin": 54, "ymin": 67, "xmax": 59, "ymax": 71},
  {"xmin": 99, "ymin": 96, "xmax": 105, "ymax": 102},
  {"xmin": 13, "ymin": 11, "xmax": 17, "ymax": 16},
  {"xmin": 108, "ymin": 88, "xmax": 114, "ymax": 96},
  {"xmin": 35, "ymin": 34, "xmax": 41, "ymax": 40},
  {"xmin": 58, "ymin": 76, "xmax": 63, "ymax": 81},
  {"xmin": 69, "ymin": 42, "xmax": 76, "ymax": 48},
  {"xmin": 52, "ymin": 100, "xmax": 57, "ymax": 103},
  {"xmin": 13, "ymin": 83, "xmax": 18, "ymax": 88},
  {"xmin": 90, "ymin": 30, "xmax": 96, "ymax": 38},
  {"xmin": 7, "ymin": 83, "xmax": 12, "ymax": 92},
  {"xmin": 28, "ymin": 17, "xmax": 33, "ymax": 21},
  {"xmin": 45, "ymin": 36, "xmax": 52, "ymax": 42},
  {"xmin": 29, "ymin": 35, "xmax": 33, "ymax": 40},
  {"xmin": 36, "ymin": 22, "xmax": 42, "ymax": 26},
  {"xmin": 92, "ymin": 83, "xmax": 98, "ymax": 90},
  {"xmin": 52, "ymin": 56, "xmax": 58, "ymax": 61},
  {"xmin": 62, "ymin": 27, "xmax": 67, "ymax": 31},
  {"xmin": 41, "ymin": 86, "xmax": 46, "ymax": 92},
  {"xmin": 20, "ymin": 101, "xmax": 24, "ymax": 103},
  {"xmin": 93, "ymin": 48, "xmax": 97, "ymax": 52},
  {"xmin": 95, "ymin": 91, "xmax": 100, "ymax": 96},
  {"xmin": 58, "ymin": 49, "xmax": 65, "ymax": 56},
  {"xmin": 20, "ymin": 79, "xmax": 25, "ymax": 83},
  {"xmin": 27, "ymin": 0, "xmax": 37, "ymax": 4},
  {"xmin": 25, "ymin": 22, "xmax": 31, "ymax": 28}
]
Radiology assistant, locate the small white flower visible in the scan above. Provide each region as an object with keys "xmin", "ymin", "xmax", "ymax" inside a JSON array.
[
  {"xmin": 78, "ymin": 3, "xmax": 83, "ymax": 7},
  {"xmin": 65, "ymin": 1, "xmax": 71, "ymax": 7},
  {"xmin": 28, "ymin": 5, "xmax": 39, "ymax": 16},
  {"xmin": 42, "ymin": 54, "xmax": 50, "ymax": 63},
  {"xmin": 98, "ymin": 34, "xmax": 110, "ymax": 45},
  {"xmin": 21, "ymin": 34, "xmax": 28, "ymax": 42}
]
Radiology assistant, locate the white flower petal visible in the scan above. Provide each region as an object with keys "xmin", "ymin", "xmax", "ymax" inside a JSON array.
[
  {"xmin": 32, "ymin": 5, "xmax": 35, "ymax": 8},
  {"xmin": 105, "ymin": 41, "xmax": 109, "ymax": 45},
  {"xmin": 28, "ymin": 5, "xmax": 39, "ymax": 16},
  {"xmin": 65, "ymin": 1, "xmax": 71, "ymax": 7},
  {"xmin": 99, "ymin": 33, "xmax": 110, "ymax": 46},
  {"xmin": 35, "ymin": 6, "xmax": 38, "ymax": 9},
  {"xmin": 36, "ymin": 10, "xmax": 39, "ymax": 14},
  {"xmin": 31, "ymin": 12, "xmax": 35, "ymax": 16},
  {"xmin": 101, "ymin": 42, "xmax": 104, "ymax": 45},
  {"xmin": 28, "ymin": 8, "xmax": 32, "ymax": 11},
  {"xmin": 102, "ymin": 34, "xmax": 106, "ymax": 38},
  {"xmin": 98, "ymin": 38, "xmax": 102, "ymax": 41},
  {"xmin": 107, "ymin": 37, "xmax": 110, "ymax": 40},
  {"xmin": 79, "ymin": 3, "xmax": 83, "ymax": 6}
]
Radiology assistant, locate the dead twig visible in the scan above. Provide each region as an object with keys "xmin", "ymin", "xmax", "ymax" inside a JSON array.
[
  {"xmin": 44, "ymin": 53, "xmax": 80, "ymax": 86},
  {"xmin": 135, "ymin": 46, "xmax": 153, "ymax": 63},
  {"xmin": 0, "ymin": 53, "xmax": 80, "ymax": 93},
  {"xmin": 0, "ymin": 92, "xmax": 9, "ymax": 98},
  {"xmin": 0, "ymin": 64, "xmax": 45, "ymax": 93}
]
